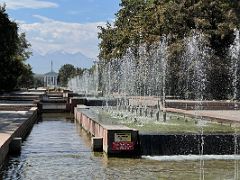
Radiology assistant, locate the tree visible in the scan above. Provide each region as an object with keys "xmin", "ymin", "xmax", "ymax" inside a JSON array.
[
  {"xmin": 16, "ymin": 64, "xmax": 34, "ymax": 89},
  {"xmin": 75, "ymin": 67, "xmax": 85, "ymax": 76},
  {"xmin": 58, "ymin": 64, "xmax": 76, "ymax": 87},
  {"xmin": 98, "ymin": 0, "xmax": 240, "ymax": 100},
  {"xmin": 0, "ymin": 5, "xmax": 31, "ymax": 91},
  {"xmin": 33, "ymin": 76, "xmax": 44, "ymax": 88},
  {"xmin": 98, "ymin": 23, "xmax": 118, "ymax": 61}
]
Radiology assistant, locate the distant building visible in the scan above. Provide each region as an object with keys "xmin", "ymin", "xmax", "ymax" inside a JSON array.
[{"xmin": 43, "ymin": 61, "xmax": 58, "ymax": 87}]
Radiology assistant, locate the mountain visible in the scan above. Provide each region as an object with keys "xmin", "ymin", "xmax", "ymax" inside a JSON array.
[{"xmin": 27, "ymin": 50, "xmax": 94, "ymax": 74}]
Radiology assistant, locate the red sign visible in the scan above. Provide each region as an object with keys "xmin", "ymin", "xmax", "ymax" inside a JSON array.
[{"xmin": 112, "ymin": 141, "xmax": 135, "ymax": 151}]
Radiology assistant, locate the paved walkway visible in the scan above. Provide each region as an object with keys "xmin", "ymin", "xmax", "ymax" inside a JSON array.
[
  {"xmin": 188, "ymin": 110, "xmax": 240, "ymax": 122},
  {"xmin": 127, "ymin": 97, "xmax": 240, "ymax": 123},
  {"xmin": 0, "ymin": 109, "xmax": 37, "ymax": 166},
  {"xmin": 0, "ymin": 110, "xmax": 36, "ymax": 149},
  {"xmin": 166, "ymin": 108, "xmax": 240, "ymax": 123},
  {"xmin": 0, "ymin": 111, "xmax": 29, "ymax": 130}
]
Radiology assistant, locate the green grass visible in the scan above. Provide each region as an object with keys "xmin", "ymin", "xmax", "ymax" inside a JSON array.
[
  {"xmin": 125, "ymin": 121, "xmax": 238, "ymax": 134},
  {"xmin": 98, "ymin": 111, "xmax": 240, "ymax": 134}
]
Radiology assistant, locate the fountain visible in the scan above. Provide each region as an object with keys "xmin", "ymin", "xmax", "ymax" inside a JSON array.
[
  {"xmin": 230, "ymin": 30, "xmax": 240, "ymax": 101},
  {"xmin": 230, "ymin": 29, "xmax": 240, "ymax": 180},
  {"xmin": 65, "ymin": 28, "xmax": 240, "ymax": 179},
  {"xmin": 69, "ymin": 30, "xmax": 240, "ymax": 157},
  {"xmin": 182, "ymin": 30, "xmax": 209, "ymax": 102},
  {"xmin": 68, "ymin": 65, "xmax": 99, "ymax": 97}
]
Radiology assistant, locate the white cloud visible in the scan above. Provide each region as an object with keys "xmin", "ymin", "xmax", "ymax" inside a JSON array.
[
  {"xmin": 0, "ymin": 0, "xmax": 58, "ymax": 9},
  {"xmin": 19, "ymin": 15, "xmax": 105, "ymax": 58}
]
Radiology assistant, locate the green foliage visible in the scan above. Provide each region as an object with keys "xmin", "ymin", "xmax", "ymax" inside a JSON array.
[
  {"xmin": 0, "ymin": 5, "xmax": 32, "ymax": 91},
  {"xmin": 33, "ymin": 76, "xmax": 44, "ymax": 88},
  {"xmin": 58, "ymin": 64, "xmax": 76, "ymax": 87},
  {"xmin": 58, "ymin": 64, "xmax": 84, "ymax": 87},
  {"xmin": 98, "ymin": 0, "xmax": 240, "ymax": 100},
  {"xmin": 75, "ymin": 67, "xmax": 85, "ymax": 76},
  {"xmin": 16, "ymin": 64, "xmax": 34, "ymax": 88},
  {"xmin": 99, "ymin": 0, "xmax": 239, "ymax": 59}
]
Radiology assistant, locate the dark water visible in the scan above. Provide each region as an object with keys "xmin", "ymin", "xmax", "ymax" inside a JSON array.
[{"xmin": 1, "ymin": 114, "xmax": 240, "ymax": 180}]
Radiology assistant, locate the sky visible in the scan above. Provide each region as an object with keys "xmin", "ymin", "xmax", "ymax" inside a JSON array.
[{"xmin": 0, "ymin": 0, "xmax": 120, "ymax": 70}]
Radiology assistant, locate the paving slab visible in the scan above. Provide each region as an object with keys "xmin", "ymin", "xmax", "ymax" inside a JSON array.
[
  {"xmin": 0, "ymin": 108, "xmax": 38, "ymax": 167},
  {"xmin": 188, "ymin": 110, "xmax": 240, "ymax": 122},
  {"xmin": 166, "ymin": 108, "xmax": 240, "ymax": 123},
  {"xmin": 0, "ymin": 110, "xmax": 34, "ymax": 137},
  {"xmin": 0, "ymin": 111, "xmax": 31, "ymax": 131}
]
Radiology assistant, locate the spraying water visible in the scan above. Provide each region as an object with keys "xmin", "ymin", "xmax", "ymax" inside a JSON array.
[
  {"xmin": 68, "ymin": 65, "xmax": 99, "ymax": 96},
  {"xmin": 230, "ymin": 29, "xmax": 240, "ymax": 100}
]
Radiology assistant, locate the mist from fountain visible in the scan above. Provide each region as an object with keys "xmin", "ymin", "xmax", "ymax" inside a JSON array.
[
  {"xmin": 66, "ymin": 30, "xmax": 240, "ymax": 179},
  {"xmin": 67, "ymin": 30, "xmax": 239, "ymax": 127},
  {"xmin": 179, "ymin": 31, "xmax": 210, "ymax": 180},
  {"xmin": 98, "ymin": 37, "xmax": 168, "ymax": 122},
  {"xmin": 230, "ymin": 30, "xmax": 240, "ymax": 101},
  {"xmin": 182, "ymin": 31, "xmax": 209, "ymax": 101},
  {"xmin": 68, "ymin": 65, "xmax": 99, "ymax": 96},
  {"xmin": 229, "ymin": 29, "xmax": 240, "ymax": 180}
]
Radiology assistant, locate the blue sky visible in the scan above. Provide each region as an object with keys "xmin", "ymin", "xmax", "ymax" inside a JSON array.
[
  {"xmin": 0, "ymin": 0, "xmax": 120, "ymax": 61},
  {"xmin": 6, "ymin": 0, "xmax": 120, "ymax": 24}
]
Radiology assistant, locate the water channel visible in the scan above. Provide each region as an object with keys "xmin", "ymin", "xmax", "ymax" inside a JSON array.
[{"xmin": 1, "ymin": 114, "xmax": 240, "ymax": 179}]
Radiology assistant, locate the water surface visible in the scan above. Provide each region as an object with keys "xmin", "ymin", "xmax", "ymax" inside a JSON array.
[{"xmin": 1, "ymin": 113, "xmax": 240, "ymax": 179}]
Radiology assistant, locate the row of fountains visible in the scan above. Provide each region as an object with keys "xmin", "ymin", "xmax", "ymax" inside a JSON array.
[
  {"xmin": 68, "ymin": 29, "xmax": 240, "ymax": 106},
  {"xmin": 68, "ymin": 30, "xmax": 240, "ymax": 180}
]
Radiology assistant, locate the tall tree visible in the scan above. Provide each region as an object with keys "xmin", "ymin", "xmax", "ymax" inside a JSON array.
[
  {"xmin": 58, "ymin": 64, "xmax": 76, "ymax": 87},
  {"xmin": 98, "ymin": 0, "xmax": 240, "ymax": 99},
  {"xmin": 0, "ymin": 5, "xmax": 31, "ymax": 91},
  {"xmin": 16, "ymin": 64, "xmax": 34, "ymax": 89}
]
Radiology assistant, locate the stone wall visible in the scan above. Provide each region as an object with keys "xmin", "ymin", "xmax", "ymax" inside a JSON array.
[
  {"xmin": 139, "ymin": 134, "xmax": 237, "ymax": 155},
  {"xmin": 74, "ymin": 107, "xmax": 139, "ymax": 156}
]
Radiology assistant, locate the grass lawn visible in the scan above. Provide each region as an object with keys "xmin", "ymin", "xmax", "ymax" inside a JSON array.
[{"xmin": 98, "ymin": 110, "xmax": 240, "ymax": 134}]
